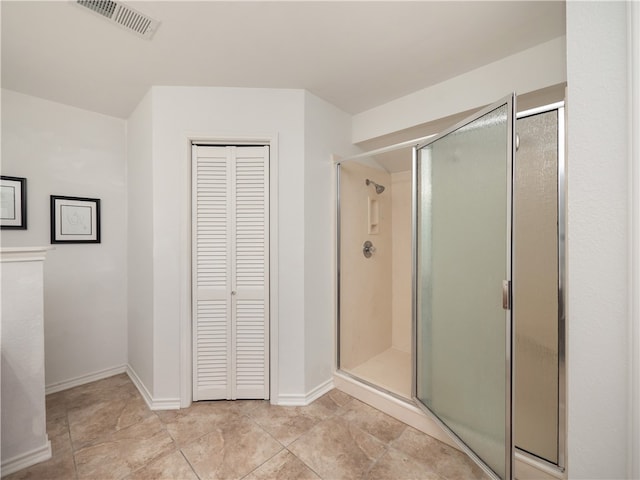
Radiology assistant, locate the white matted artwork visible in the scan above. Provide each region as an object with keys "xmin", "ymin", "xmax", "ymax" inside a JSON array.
[
  {"xmin": 1, "ymin": 176, "xmax": 27, "ymax": 229},
  {"xmin": 50, "ymin": 195, "xmax": 101, "ymax": 243}
]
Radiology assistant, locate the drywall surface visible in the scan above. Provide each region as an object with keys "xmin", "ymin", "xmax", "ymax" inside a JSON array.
[
  {"xmin": 126, "ymin": 90, "xmax": 154, "ymax": 393},
  {"xmin": 303, "ymin": 91, "xmax": 359, "ymax": 392},
  {"xmin": 0, "ymin": 89, "xmax": 128, "ymax": 389},
  {"xmin": 566, "ymin": 2, "xmax": 630, "ymax": 477},
  {"xmin": 1, "ymin": 250, "xmax": 51, "ymax": 471},
  {"xmin": 352, "ymin": 36, "xmax": 566, "ymax": 143}
]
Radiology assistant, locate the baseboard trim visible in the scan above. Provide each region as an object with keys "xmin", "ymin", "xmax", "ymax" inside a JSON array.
[
  {"xmin": 45, "ymin": 365, "xmax": 127, "ymax": 395},
  {"xmin": 125, "ymin": 365, "xmax": 180, "ymax": 411},
  {"xmin": 1, "ymin": 439, "xmax": 52, "ymax": 476},
  {"xmin": 276, "ymin": 378, "xmax": 334, "ymax": 406}
]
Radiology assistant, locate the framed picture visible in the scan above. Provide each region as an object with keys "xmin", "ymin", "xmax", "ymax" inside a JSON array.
[
  {"xmin": 1, "ymin": 176, "xmax": 27, "ymax": 229},
  {"xmin": 50, "ymin": 195, "xmax": 101, "ymax": 244}
]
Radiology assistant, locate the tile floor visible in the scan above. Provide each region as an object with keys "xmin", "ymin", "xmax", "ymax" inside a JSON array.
[{"xmin": 4, "ymin": 374, "xmax": 488, "ymax": 480}]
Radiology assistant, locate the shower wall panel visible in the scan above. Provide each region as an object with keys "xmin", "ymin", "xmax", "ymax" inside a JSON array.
[
  {"xmin": 391, "ymin": 170, "xmax": 412, "ymax": 353},
  {"xmin": 339, "ymin": 161, "xmax": 392, "ymax": 370}
]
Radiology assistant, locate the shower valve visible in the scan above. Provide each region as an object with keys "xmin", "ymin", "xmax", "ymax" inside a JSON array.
[{"xmin": 363, "ymin": 240, "xmax": 376, "ymax": 258}]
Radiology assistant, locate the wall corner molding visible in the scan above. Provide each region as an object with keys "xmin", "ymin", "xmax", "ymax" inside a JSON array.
[
  {"xmin": 276, "ymin": 378, "xmax": 334, "ymax": 406},
  {"xmin": 126, "ymin": 365, "xmax": 180, "ymax": 411},
  {"xmin": 0, "ymin": 440, "xmax": 51, "ymax": 477},
  {"xmin": 45, "ymin": 365, "xmax": 127, "ymax": 395}
]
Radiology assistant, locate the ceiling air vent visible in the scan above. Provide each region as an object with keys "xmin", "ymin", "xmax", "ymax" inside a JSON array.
[{"xmin": 76, "ymin": 0, "xmax": 160, "ymax": 40}]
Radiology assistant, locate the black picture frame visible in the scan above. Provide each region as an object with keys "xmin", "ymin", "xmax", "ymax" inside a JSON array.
[
  {"xmin": 50, "ymin": 195, "xmax": 101, "ymax": 244},
  {"xmin": 1, "ymin": 176, "xmax": 27, "ymax": 229}
]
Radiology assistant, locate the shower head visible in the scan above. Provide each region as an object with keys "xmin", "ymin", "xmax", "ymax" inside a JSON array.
[{"xmin": 365, "ymin": 178, "xmax": 385, "ymax": 194}]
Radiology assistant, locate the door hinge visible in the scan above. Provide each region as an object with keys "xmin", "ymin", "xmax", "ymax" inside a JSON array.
[{"xmin": 502, "ymin": 280, "xmax": 512, "ymax": 310}]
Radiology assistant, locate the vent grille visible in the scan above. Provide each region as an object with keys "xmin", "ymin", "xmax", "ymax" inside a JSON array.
[{"xmin": 76, "ymin": 0, "xmax": 160, "ymax": 40}]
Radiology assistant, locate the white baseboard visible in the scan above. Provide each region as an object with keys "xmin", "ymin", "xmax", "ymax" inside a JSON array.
[
  {"xmin": 45, "ymin": 365, "xmax": 127, "ymax": 395},
  {"xmin": 1, "ymin": 439, "xmax": 51, "ymax": 476},
  {"xmin": 125, "ymin": 365, "xmax": 180, "ymax": 411},
  {"xmin": 276, "ymin": 378, "xmax": 334, "ymax": 406}
]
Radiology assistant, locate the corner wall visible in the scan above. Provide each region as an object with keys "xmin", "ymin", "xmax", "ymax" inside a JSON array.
[
  {"xmin": 126, "ymin": 90, "xmax": 155, "ymax": 395},
  {"xmin": 565, "ymin": 2, "xmax": 630, "ymax": 477},
  {"xmin": 303, "ymin": 92, "xmax": 360, "ymax": 395},
  {"xmin": 0, "ymin": 89, "xmax": 128, "ymax": 390}
]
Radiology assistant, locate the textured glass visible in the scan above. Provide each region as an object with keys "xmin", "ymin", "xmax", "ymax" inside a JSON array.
[
  {"xmin": 416, "ymin": 104, "xmax": 510, "ymax": 479},
  {"xmin": 513, "ymin": 111, "xmax": 559, "ymax": 463}
]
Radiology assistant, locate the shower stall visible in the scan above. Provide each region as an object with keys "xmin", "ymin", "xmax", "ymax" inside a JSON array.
[{"xmin": 336, "ymin": 97, "xmax": 565, "ymax": 480}]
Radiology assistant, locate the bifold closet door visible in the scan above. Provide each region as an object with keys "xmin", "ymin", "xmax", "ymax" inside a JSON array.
[{"xmin": 192, "ymin": 145, "xmax": 269, "ymax": 401}]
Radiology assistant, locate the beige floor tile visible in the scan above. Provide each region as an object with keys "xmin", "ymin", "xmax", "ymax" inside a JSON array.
[
  {"xmin": 305, "ymin": 389, "xmax": 354, "ymax": 417},
  {"xmin": 181, "ymin": 415, "xmax": 283, "ymax": 480},
  {"xmin": 74, "ymin": 415, "xmax": 175, "ymax": 480},
  {"xmin": 156, "ymin": 401, "xmax": 244, "ymax": 447},
  {"xmin": 340, "ymin": 399, "xmax": 407, "ymax": 444},
  {"xmin": 15, "ymin": 375, "xmax": 489, "ymax": 480},
  {"xmin": 366, "ymin": 446, "xmax": 443, "ymax": 480},
  {"xmin": 125, "ymin": 450, "xmax": 198, "ymax": 480},
  {"xmin": 288, "ymin": 416, "xmax": 387, "ymax": 480},
  {"xmin": 45, "ymin": 391, "xmax": 68, "ymax": 420},
  {"xmin": 247, "ymin": 403, "xmax": 325, "ymax": 446},
  {"xmin": 69, "ymin": 390, "xmax": 153, "ymax": 450},
  {"xmin": 392, "ymin": 427, "xmax": 489, "ymax": 480},
  {"xmin": 244, "ymin": 450, "xmax": 320, "ymax": 480},
  {"xmin": 2, "ymin": 449, "xmax": 76, "ymax": 480},
  {"xmin": 318, "ymin": 389, "xmax": 354, "ymax": 409},
  {"xmin": 64, "ymin": 374, "xmax": 138, "ymax": 412},
  {"xmin": 47, "ymin": 414, "xmax": 72, "ymax": 454}
]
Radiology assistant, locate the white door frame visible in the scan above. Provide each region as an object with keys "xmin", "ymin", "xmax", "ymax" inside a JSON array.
[{"xmin": 180, "ymin": 133, "xmax": 279, "ymax": 407}]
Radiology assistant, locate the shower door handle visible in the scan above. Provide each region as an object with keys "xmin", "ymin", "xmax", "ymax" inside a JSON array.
[{"xmin": 502, "ymin": 280, "xmax": 511, "ymax": 310}]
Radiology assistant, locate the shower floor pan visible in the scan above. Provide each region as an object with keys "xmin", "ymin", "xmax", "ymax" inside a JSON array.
[{"xmin": 349, "ymin": 347, "xmax": 411, "ymax": 399}]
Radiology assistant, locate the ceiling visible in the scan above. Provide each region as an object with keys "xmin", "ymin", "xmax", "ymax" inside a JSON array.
[{"xmin": 1, "ymin": 1, "xmax": 565, "ymax": 120}]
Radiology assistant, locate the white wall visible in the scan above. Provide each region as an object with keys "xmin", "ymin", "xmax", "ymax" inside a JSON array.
[
  {"xmin": 352, "ymin": 36, "xmax": 566, "ymax": 144},
  {"xmin": 565, "ymin": 3, "xmax": 631, "ymax": 477},
  {"xmin": 126, "ymin": 90, "xmax": 154, "ymax": 394},
  {"xmin": 303, "ymin": 91, "xmax": 359, "ymax": 393},
  {"xmin": 0, "ymin": 90, "xmax": 128, "ymax": 390}
]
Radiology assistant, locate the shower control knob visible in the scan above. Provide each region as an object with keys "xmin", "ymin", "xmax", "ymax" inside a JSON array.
[{"xmin": 363, "ymin": 240, "xmax": 376, "ymax": 258}]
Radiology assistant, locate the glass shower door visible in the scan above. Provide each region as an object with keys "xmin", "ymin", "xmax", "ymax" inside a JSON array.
[{"xmin": 413, "ymin": 95, "xmax": 515, "ymax": 480}]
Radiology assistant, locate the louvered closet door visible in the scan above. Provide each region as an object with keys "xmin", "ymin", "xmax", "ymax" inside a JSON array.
[{"xmin": 193, "ymin": 145, "xmax": 269, "ymax": 401}]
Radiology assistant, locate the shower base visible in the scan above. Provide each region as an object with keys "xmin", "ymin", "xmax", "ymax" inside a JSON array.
[{"xmin": 349, "ymin": 347, "xmax": 411, "ymax": 399}]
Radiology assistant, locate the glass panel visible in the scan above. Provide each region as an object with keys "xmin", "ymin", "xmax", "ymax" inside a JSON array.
[
  {"xmin": 416, "ymin": 100, "xmax": 512, "ymax": 479},
  {"xmin": 514, "ymin": 110, "xmax": 559, "ymax": 464}
]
